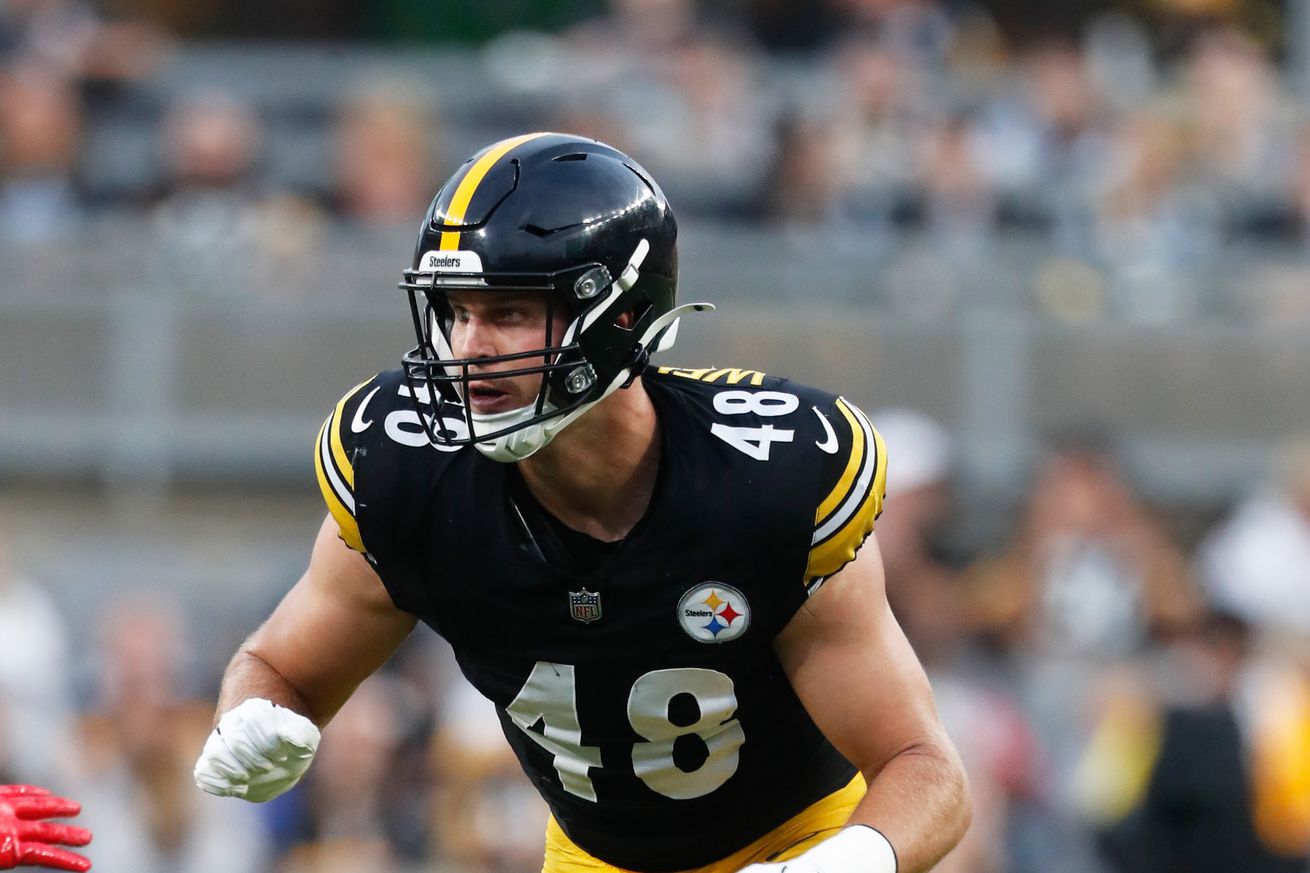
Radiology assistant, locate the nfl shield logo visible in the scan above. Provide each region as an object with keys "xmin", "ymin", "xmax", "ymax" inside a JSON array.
[{"xmin": 569, "ymin": 589, "xmax": 602, "ymax": 624}]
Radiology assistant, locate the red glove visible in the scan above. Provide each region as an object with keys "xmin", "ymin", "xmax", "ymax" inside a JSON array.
[{"xmin": 0, "ymin": 786, "xmax": 91, "ymax": 872}]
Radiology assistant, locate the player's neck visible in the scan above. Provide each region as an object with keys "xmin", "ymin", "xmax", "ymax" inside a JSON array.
[{"xmin": 516, "ymin": 380, "xmax": 660, "ymax": 542}]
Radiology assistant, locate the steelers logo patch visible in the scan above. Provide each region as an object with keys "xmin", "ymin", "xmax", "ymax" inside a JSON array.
[{"xmin": 677, "ymin": 584, "xmax": 750, "ymax": 644}]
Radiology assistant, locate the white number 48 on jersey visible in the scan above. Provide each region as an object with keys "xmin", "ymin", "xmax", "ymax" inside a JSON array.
[{"xmin": 709, "ymin": 390, "xmax": 800, "ymax": 461}]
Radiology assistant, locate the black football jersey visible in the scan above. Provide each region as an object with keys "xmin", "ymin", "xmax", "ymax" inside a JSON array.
[{"xmin": 314, "ymin": 365, "xmax": 887, "ymax": 872}]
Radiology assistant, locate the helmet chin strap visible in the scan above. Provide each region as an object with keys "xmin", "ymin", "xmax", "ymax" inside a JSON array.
[{"xmin": 472, "ymin": 301, "xmax": 714, "ymax": 463}]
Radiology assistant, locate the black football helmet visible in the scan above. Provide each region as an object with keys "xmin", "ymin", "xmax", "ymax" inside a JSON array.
[{"xmin": 400, "ymin": 132, "xmax": 710, "ymax": 461}]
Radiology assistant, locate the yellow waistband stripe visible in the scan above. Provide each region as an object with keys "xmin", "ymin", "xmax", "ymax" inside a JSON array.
[{"xmin": 542, "ymin": 774, "xmax": 866, "ymax": 873}]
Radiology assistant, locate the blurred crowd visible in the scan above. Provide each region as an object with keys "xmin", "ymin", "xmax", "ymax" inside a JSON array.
[
  {"xmin": 4, "ymin": 0, "xmax": 1310, "ymax": 872},
  {"xmin": 875, "ymin": 417, "xmax": 1310, "ymax": 873},
  {"xmin": 2, "ymin": 0, "xmax": 1310, "ymax": 321}
]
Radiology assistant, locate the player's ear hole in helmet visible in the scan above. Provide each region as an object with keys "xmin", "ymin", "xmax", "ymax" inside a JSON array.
[{"xmin": 399, "ymin": 132, "xmax": 712, "ymax": 463}]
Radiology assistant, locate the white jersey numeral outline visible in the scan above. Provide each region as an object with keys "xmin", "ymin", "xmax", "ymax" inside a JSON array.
[{"xmin": 708, "ymin": 390, "xmax": 800, "ymax": 462}]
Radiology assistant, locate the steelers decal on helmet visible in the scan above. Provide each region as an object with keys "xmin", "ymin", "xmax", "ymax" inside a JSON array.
[
  {"xmin": 417, "ymin": 249, "xmax": 485, "ymax": 275},
  {"xmin": 677, "ymin": 584, "xmax": 750, "ymax": 644}
]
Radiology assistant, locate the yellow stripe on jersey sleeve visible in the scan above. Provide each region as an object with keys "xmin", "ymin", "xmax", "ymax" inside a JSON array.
[
  {"xmin": 329, "ymin": 379, "xmax": 370, "ymax": 489},
  {"xmin": 814, "ymin": 399, "xmax": 865, "ymax": 525},
  {"xmin": 806, "ymin": 404, "xmax": 887, "ymax": 581},
  {"xmin": 314, "ymin": 414, "xmax": 365, "ymax": 553}
]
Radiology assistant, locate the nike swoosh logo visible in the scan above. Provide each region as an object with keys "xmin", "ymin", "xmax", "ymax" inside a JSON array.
[
  {"xmin": 350, "ymin": 387, "xmax": 380, "ymax": 433},
  {"xmin": 813, "ymin": 406, "xmax": 838, "ymax": 454}
]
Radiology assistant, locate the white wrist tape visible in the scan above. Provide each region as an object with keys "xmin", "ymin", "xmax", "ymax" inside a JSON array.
[
  {"xmin": 193, "ymin": 698, "xmax": 321, "ymax": 803},
  {"xmin": 800, "ymin": 826, "xmax": 897, "ymax": 873}
]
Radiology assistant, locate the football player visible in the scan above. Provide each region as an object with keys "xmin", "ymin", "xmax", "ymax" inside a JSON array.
[
  {"xmin": 0, "ymin": 785, "xmax": 91, "ymax": 871},
  {"xmin": 194, "ymin": 133, "xmax": 970, "ymax": 873}
]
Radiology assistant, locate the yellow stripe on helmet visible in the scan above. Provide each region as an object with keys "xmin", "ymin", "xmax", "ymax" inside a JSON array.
[{"xmin": 439, "ymin": 132, "xmax": 552, "ymax": 251}]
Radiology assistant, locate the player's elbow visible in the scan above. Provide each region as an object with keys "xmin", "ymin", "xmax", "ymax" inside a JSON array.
[
  {"xmin": 943, "ymin": 747, "xmax": 972, "ymax": 850},
  {"xmin": 927, "ymin": 738, "xmax": 972, "ymax": 854},
  {"xmin": 884, "ymin": 737, "xmax": 973, "ymax": 856}
]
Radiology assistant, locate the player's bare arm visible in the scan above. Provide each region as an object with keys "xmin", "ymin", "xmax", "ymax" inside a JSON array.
[
  {"xmin": 194, "ymin": 515, "xmax": 416, "ymax": 801},
  {"xmin": 772, "ymin": 537, "xmax": 971, "ymax": 873},
  {"xmin": 216, "ymin": 514, "xmax": 416, "ymax": 723}
]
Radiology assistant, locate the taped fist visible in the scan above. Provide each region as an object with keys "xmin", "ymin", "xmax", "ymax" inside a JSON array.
[
  {"xmin": 0, "ymin": 785, "xmax": 92, "ymax": 872},
  {"xmin": 193, "ymin": 698, "xmax": 321, "ymax": 803}
]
